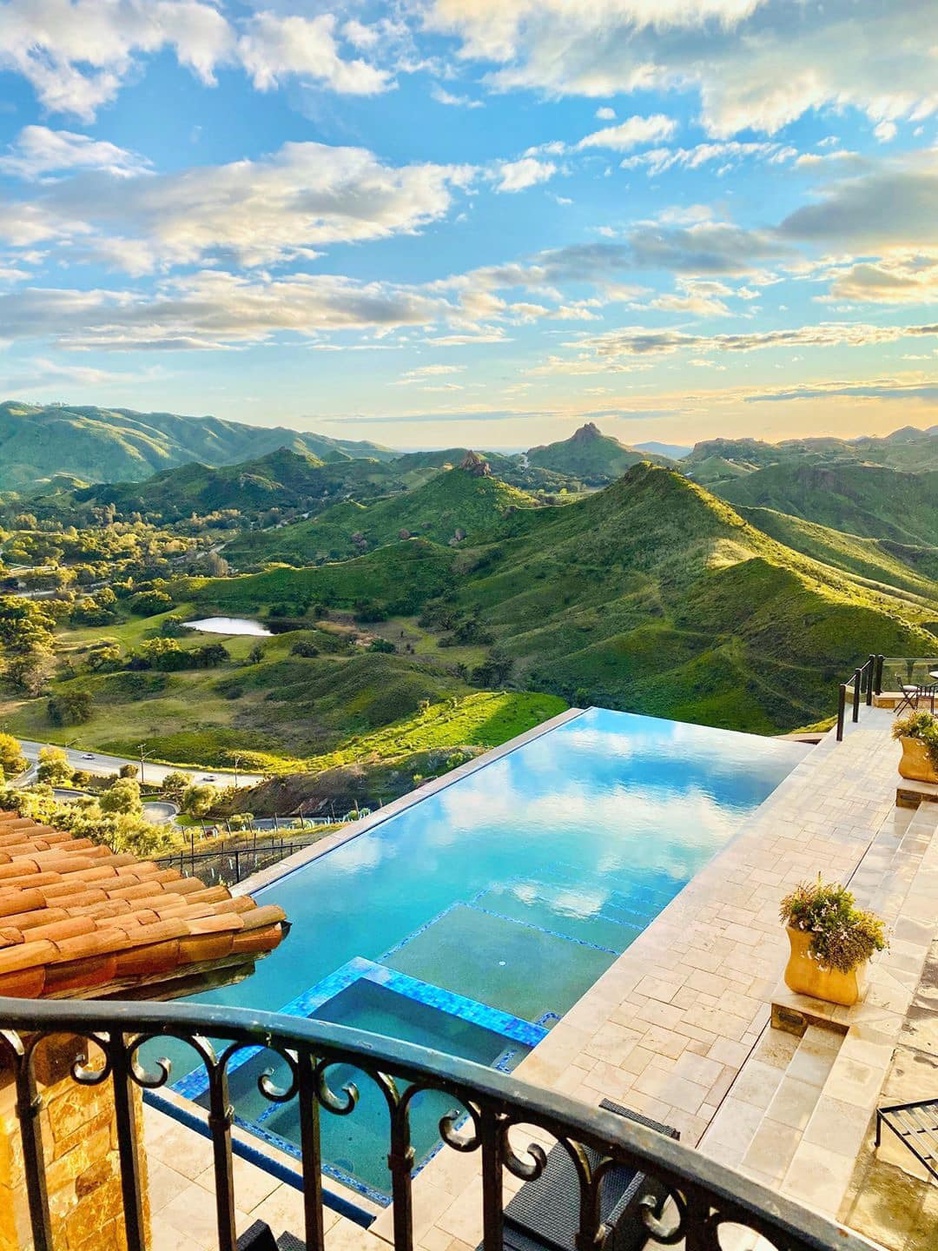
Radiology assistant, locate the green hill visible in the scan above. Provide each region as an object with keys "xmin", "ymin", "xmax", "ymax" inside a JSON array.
[
  {"xmin": 0, "ymin": 401, "xmax": 395, "ymax": 490},
  {"xmin": 527, "ymin": 422, "xmax": 671, "ymax": 482},
  {"xmin": 225, "ymin": 460, "xmax": 541, "ymax": 566},
  {"xmin": 69, "ymin": 448, "xmax": 410, "ymax": 524},
  {"xmin": 737, "ymin": 506, "xmax": 938, "ymax": 600},
  {"xmin": 193, "ymin": 465, "xmax": 938, "ymax": 733},
  {"xmin": 685, "ymin": 427, "xmax": 938, "ymax": 489},
  {"xmin": 714, "ymin": 462, "xmax": 938, "ymax": 546}
]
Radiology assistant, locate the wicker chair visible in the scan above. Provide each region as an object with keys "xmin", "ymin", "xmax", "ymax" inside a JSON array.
[{"xmin": 484, "ymin": 1099, "xmax": 679, "ymax": 1251}]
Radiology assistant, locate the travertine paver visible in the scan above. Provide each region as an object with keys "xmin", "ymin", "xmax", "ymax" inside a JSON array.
[
  {"xmin": 409, "ymin": 707, "xmax": 938, "ymax": 1249},
  {"xmin": 146, "ymin": 706, "xmax": 938, "ymax": 1251}
]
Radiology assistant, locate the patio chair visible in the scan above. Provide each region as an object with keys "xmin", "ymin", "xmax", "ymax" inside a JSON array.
[
  {"xmin": 897, "ymin": 683, "xmax": 937, "ymax": 715},
  {"xmin": 237, "ymin": 1221, "xmax": 304, "ymax": 1251},
  {"xmin": 484, "ymin": 1099, "xmax": 679, "ymax": 1251}
]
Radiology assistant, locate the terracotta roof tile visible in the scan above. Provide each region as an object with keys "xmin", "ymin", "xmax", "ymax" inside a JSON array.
[{"xmin": 0, "ymin": 816, "xmax": 286, "ymax": 1000}]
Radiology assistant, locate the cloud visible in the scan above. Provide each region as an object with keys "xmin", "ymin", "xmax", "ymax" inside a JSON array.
[
  {"xmin": 0, "ymin": 271, "xmax": 446, "ymax": 351},
  {"xmin": 431, "ymin": 85, "xmax": 483, "ymax": 108},
  {"xmin": 595, "ymin": 106, "xmax": 616, "ymax": 120},
  {"xmin": 0, "ymin": 0, "xmax": 233, "ymax": 120},
  {"xmin": 0, "ymin": 126, "xmax": 150, "ymax": 180},
  {"xmin": 0, "ymin": 140, "xmax": 474, "ymax": 270},
  {"xmin": 569, "ymin": 321, "xmax": 938, "ymax": 363},
  {"xmin": 778, "ymin": 153, "xmax": 938, "ymax": 251},
  {"xmin": 424, "ymin": 0, "xmax": 938, "ymax": 137},
  {"xmin": 237, "ymin": 11, "xmax": 390, "ymax": 95},
  {"xmin": 620, "ymin": 140, "xmax": 796, "ymax": 175},
  {"xmin": 824, "ymin": 254, "xmax": 938, "ymax": 305},
  {"xmin": 395, "ymin": 363, "xmax": 467, "ymax": 383},
  {"xmin": 491, "ymin": 157, "xmax": 557, "ymax": 192},
  {"xmin": 746, "ymin": 380, "xmax": 938, "ymax": 403},
  {"xmin": 577, "ymin": 113, "xmax": 677, "ymax": 151},
  {"xmin": 873, "ymin": 120, "xmax": 897, "ymax": 143}
]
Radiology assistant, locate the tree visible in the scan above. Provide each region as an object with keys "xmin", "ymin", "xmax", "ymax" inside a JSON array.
[
  {"xmin": 0, "ymin": 733, "xmax": 26, "ymax": 778},
  {"xmin": 247, "ymin": 645, "xmax": 265, "ymax": 665},
  {"xmin": 182, "ymin": 783, "xmax": 217, "ymax": 817},
  {"xmin": 129, "ymin": 589, "xmax": 173, "ymax": 616},
  {"xmin": 368, "ymin": 638, "xmax": 396, "ymax": 654},
  {"xmin": 194, "ymin": 643, "xmax": 229, "ymax": 668},
  {"xmin": 36, "ymin": 746, "xmax": 73, "ymax": 786},
  {"xmin": 47, "ymin": 690, "xmax": 93, "ymax": 726},
  {"xmin": 86, "ymin": 642, "xmax": 121, "ymax": 673},
  {"xmin": 119, "ymin": 763, "xmax": 139, "ymax": 779},
  {"xmin": 100, "ymin": 778, "xmax": 142, "ymax": 815},
  {"xmin": 5, "ymin": 648, "xmax": 54, "ymax": 696},
  {"xmin": 290, "ymin": 640, "xmax": 319, "ymax": 657},
  {"xmin": 161, "ymin": 771, "xmax": 190, "ymax": 798}
]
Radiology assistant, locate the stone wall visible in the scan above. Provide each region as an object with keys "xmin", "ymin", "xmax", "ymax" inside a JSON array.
[{"xmin": 0, "ymin": 1034, "xmax": 151, "ymax": 1251}]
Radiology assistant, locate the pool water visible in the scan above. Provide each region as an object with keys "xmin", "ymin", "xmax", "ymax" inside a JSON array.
[{"xmin": 172, "ymin": 707, "xmax": 808, "ymax": 1199}]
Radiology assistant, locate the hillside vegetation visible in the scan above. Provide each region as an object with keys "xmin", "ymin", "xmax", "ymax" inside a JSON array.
[
  {"xmin": 715, "ymin": 463, "xmax": 938, "ymax": 546},
  {"xmin": 190, "ymin": 464, "xmax": 938, "ymax": 733},
  {"xmin": 0, "ymin": 401, "xmax": 394, "ymax": 490},
  {"xmin": 225, "ymin": 462, "xmax": 541, "ymax": 565}
]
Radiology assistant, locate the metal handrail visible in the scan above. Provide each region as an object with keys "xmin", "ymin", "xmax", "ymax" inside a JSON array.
[
  {"xmin": 0, "ymin": 995, "xmax": 878, "ymax": 1251},
  {"xmin": 836, "ymin": 654, "xmax": 883, "ymax": 741}
]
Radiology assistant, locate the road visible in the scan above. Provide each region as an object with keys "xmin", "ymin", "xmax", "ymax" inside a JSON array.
[{"xmin": 15, "ymin": 740, "xmax": 265, "ymax": 789}]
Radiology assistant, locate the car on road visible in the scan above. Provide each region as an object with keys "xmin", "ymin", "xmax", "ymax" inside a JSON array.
[
  {"xmin": 202, "ymin": 775, "xmax": 216, "ymax": 782},
  {"xmin": 81, "ymin": 753, "xmax": 95, "ymax": 760}
]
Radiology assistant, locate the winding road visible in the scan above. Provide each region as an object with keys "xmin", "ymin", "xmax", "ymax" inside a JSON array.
[{"xmin": 15, "ymin": 740, "xmax": 265, "ymax": 789}]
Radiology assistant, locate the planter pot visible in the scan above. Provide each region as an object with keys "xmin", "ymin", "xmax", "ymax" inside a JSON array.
[
  {"xmin": 897, "ymin": 736, "xmax": 938, "ymax": 784},
  {"xmin": 783, "ymin": 926, "xmax": 868, "ymax": 1006}
]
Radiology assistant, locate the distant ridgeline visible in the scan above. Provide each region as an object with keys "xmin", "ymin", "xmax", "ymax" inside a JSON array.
[{"xmin": 4, "ymin": 403, "xmax": 938, "ymax": 740}]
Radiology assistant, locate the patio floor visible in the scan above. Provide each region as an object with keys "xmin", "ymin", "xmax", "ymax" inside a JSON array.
[{"xmin": 144, "ymin": 704, "xmax": 938, "ymax": 1251}]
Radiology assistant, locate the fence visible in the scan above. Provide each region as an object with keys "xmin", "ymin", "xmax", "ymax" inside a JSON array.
[
  {"xmin": 156, "ymin": 833, "xmax": 326, "ymax": 886},
  {"xmin": 0, "ymin": 994, "xmax": 878, "ymax": 1251}
]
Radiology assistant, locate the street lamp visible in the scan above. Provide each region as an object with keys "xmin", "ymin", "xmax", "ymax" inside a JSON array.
[
  {"xmin": 137, "ymin": 743, "xmax": 154, "ymax": 787},
  {"xmin": 232, "ymin": 754, "xmax": 243, "ymax": 788}
]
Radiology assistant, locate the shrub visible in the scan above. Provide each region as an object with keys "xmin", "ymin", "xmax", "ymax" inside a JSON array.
[
  {"xmin": 892, "ymin": 710, "xmax": 938, "ymax": 768},
  {"xmin": 47, "ymin": 690, "xmax": 93, "ymax": 726},
  {"xmin": 0, "ymin": 732, "xmax": 26, "ymax": 778},
  {"xmin": 129, "ymin": 590, "xmax": 173, "ymax": 616},
  {"xmin": 119, "ymin": 763, "xmax": 139, "ymax": 779},
  {"xmin": 100, "ymin": 778, "xmax": 142, "ymax": 815},
  {"xmin": 290, "ymin": 640, "xmax": 320, "ymax": 657},
  {"xmin": 779, "ymin": 878, "xmax": 887, "ymax": 973}
]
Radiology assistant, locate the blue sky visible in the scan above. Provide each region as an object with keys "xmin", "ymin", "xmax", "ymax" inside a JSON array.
[{"xmin": 0, "ymin": 0, "xmax": 936, "ymax": 451}]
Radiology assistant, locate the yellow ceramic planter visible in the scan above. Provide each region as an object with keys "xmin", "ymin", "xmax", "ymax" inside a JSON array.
[
  {"xmin": 783, "ymin": 926, "xmax": 867, "ymax": 1006},
  {"xmin": 898, "ymin": 736, "xmax": 938, "ymax": 784}
]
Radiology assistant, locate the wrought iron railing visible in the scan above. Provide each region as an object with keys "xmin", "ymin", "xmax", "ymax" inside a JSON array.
[
  {"xmin": 835, "ymin": 654, "xmax": 884, "ymax": 741},
  {"xmin": 0, "ymin": 995, "xmax": 876, "ymax": 1251},
  {"xmin": 156, "ymin": 834, "xmax": 325, "ymax": 885}
]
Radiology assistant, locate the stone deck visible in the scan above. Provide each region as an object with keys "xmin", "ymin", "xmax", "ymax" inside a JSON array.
[{"xmin": 147, "ymin": 705, "xmax": 938, "ymax": 1251}]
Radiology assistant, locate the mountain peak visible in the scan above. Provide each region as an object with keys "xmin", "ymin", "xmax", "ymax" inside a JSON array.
[
  {"xmin": 571, "ymin": 422, "xmax": 603, "ymax": 443},
  {"xmin": 459, "ymin": 450, "xmax": 492, "ymax": 477}
]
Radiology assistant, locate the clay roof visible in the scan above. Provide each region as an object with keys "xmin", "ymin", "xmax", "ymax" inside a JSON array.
[{"xmin": 0, "ymin": 812, "xmax": 287, "ymax": 1001}]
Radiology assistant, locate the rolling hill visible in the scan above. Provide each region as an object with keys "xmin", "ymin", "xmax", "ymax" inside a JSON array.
[
  {"xmin": 0, "ymin": 401, "xmax": 395, "ymax": 490},
  {"xmin": 224, "ymin": 459, "xmax": 541, "ymax": 566},
  {"xmin": 713, "ymin": 462, "xmax": 938, "ymax": 546},
  {"xmin": 685, "ymin": 426, "xmax": 938, "ymax": 489},
  {"xmin": 195, "ymin": 465, "xmax": 938, "ymax": 732}
]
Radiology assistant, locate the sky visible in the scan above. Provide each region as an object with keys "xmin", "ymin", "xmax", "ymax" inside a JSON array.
[{"xmin": 0, "ymin": 1, "xmax": 937, "ymax": 452}]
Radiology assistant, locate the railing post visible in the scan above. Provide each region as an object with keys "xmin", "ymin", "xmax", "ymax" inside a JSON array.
[
  {"xmin": 876, "ymin": 654, "xmax": 885, "ymax": 695},
  {"xmin": 109, "ymin": 1036, "xmax": 148, "ymax": 1251},
  {"xmin": 836, "ymin": 683, "xmax": 847, "ymax": 741},
  {"xmin": 866, "ymin": 654, "xmax": 876, "ymax": 705},
  {"xmin": 387, "ymin": 1094, "xmax": 415, "ymax": 1251},
  {"xmin": 206, "ymin": 1061, "xmax": 238, "ymax": 1251},
  {"xmin": 852, "ymin": 668, "xmax": 862, "ymax": 722},
  {"xmin": 7, "ymin": 1038, "xmax": 54, "ymax": 1251},
  {"xmin": 480, "ymin": 1109, "xmax": 505, "ymax": 1251},
  {"xmin": 296, "ymin": 1053, "xmax": 326, "ymax": 1251}
]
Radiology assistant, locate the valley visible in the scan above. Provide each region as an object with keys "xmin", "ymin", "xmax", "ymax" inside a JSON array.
[{"xmin": 2, "ymin": 406, "xmax": 938, "ymax": 828}]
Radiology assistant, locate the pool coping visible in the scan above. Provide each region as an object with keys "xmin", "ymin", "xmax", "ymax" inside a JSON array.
[{"xmin": 233, "ymin": 704, "xmax": 587, "ymax": 898}]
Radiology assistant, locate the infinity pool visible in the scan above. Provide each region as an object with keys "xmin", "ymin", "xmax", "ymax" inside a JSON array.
[{"xmin": 172, "ymin": 708, "xmax": 808, "ymax": 1201}]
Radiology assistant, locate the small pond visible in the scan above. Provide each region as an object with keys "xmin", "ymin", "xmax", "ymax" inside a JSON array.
[{"xmin": 184, "ymin": 616, "xmax": 272, "ymax": 636}]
